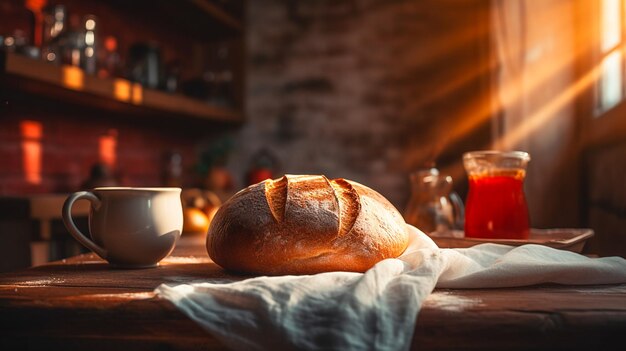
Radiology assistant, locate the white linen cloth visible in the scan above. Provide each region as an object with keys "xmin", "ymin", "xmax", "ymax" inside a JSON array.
[{"xmin": 155, "ymin": 225, "xmax": 626, "ymax": 351}]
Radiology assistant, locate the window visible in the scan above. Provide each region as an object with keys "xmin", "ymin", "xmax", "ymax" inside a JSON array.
[{"xmin": 597, "ymin": 0, "xmax": 625, "ymax": 115}]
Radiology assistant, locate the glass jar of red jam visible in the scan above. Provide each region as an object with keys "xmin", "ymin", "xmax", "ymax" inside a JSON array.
[{"xmin": 463, "ymin": 151, "xmax": 531, "ymax": 240}]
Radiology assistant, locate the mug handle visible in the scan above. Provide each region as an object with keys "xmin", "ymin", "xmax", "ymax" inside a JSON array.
[{"xmin": 62, "ymin": 191, "xmax": 108, "ymax": 259}]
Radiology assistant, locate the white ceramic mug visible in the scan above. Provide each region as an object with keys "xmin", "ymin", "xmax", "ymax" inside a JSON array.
[{"xmin": 62, "ymin": 187, "xmax": 183, "ymax": 268}]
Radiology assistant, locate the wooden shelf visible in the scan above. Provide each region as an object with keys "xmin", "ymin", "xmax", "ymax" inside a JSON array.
[{"xmin": 0, "ymin": 52, "xmax": 243, "ymax": 124}]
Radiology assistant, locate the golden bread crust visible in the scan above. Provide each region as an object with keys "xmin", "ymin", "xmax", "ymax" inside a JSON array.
[{"xmin": 206, "ymin": 174, "xmax": 409, "ymax": 275}]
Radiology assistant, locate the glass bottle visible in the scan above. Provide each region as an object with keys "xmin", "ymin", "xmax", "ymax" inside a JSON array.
[{"xmin": 403, "ymin": 167, "xmax": 465, "ymax": 234}]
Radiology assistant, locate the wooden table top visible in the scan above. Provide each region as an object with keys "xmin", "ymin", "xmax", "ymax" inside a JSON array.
[{"xmin": 1, "ymin": 235, "xmax": 625, "ymax": 351}]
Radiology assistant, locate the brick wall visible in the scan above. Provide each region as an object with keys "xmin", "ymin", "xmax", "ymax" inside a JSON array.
[
  {"xmin": 0, "ymin": 108, "xmax": 200, "ymax": 195},
  {"xmin": 226, "ymin": 0, "xmax": 493, "ymax": 210},
  {"xmin": 1, "ymin": 0, "xmax": 494, "ymax": 213}
]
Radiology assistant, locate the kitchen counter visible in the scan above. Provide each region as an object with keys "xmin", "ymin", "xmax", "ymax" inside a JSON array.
[{"xmin": 0, "ymin": 235, "xmax": 625, "ymax": 350}]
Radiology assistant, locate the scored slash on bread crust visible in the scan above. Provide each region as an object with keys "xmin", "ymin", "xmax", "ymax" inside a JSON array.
[
  {"xmin": 264, "ymin": 175, "xmax": 361, "ymax": 238},
  {"xmin": 328, "ymin": 177, "xmax": 360, "ymax": 237},
  {"xmin": 264, "ymin": 176, "xmax": 288, "ymax": 223}
]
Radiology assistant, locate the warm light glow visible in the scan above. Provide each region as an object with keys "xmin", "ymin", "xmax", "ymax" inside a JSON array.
[
  {"xmin": 436, "ymin": 54, "xmax": 599, "ymax": 182},
  {"xmin": 25, "ymin": 0, "xmax": 46, "ymax": 47},
  {"xmin": 600, "ymin": 50, "xmax": 623, "ymax": 110},
  {"xmin": 401, "ymin": 17, "xmax": 495, "ymax": 169},
  {"xmin": 20, "ymin": 120, "xmax": 42, "ymax": 139},
  {"xmin": 85, "ymin": 19, "xmax": 96, "ymax": 31},
  {"xmin": 409, "ymin": 0, "xmax": 607, "ymax": 181},
  {"xmin": 602, "ymin": 0, "xmax": 622, "ymax": 52},
  {"xmin": 596, "ymin": 0, "xmax": 625, "ymax": 114},
  {"xmin": 104, "ymin": 36, "xmax": 117, "ymax": 52},
  {"xmin": 496, "ymin": 57, "xmax": 603, "ymax": 148},
  {"xmin": 113, "ymin": 79, "xmax": 131, "ymax": 101},
  {"xmin": 113, "ymin": 80, "xmax": 143, "ymax": 104},
  {"xmin": 62, "ymin": 66, "xmax": 84, "ymax": 90},
  {"xmin": 20, "ymin": 120, "xmax": 43, "ymax": 185},
  {"xmin": 99, "ymin": 130, "xmax": 118, "ymax": 168},
  {"xmin": 482, "ymin": 0, "xmax": 613, "ymax": 151},
  {"xmin": 404, "ymin": 0, "xmax": 619, "ymax": 187},
  {"xmin": 25, "ymin": 0, "xmax": 46, "ymax": 10},
  {"xmin": 132, "ymin": 83, "xmax": 143, "ymax": 105},
  {"xmin": 71, "ymin": 50, "xmax": 80, "ymax": 66},
  {"xmin": 84, "ymin": 47, "xmax": 94, "ymax": 58},
  {"xmin": 53, "ymin": 22, "xmax": 63, "ymax": 34},
  {"xmin": 22, "ymin": 141, "xmax": 42, "ymax": 184},
  {"xmin": 85, "ymin": 31, "xmax": 95, "ymax": 46}
]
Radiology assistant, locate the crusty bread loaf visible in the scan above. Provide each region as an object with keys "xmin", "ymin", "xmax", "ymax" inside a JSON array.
[{"xmin": 206, "ymin": 174, "xmax": 409, "ymax": 275}]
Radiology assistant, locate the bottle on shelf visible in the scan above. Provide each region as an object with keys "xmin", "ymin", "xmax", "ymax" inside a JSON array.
[
  {"xmin": 61, "ymin": 14, "xmax": 84, "ymax": 67},
  {"xmin": 41, "ymin": 4, "xmax": 67, "ymax": 64},
  {"xmin": 81, "ymin": 14, "xmax": 98, "ymax": 75},
  {"xmin": 97, "ymin": 35, "xmax": 121, "ymax": 79},
  {"xmin": 208, "ymin": 44, "xmax": 235, "ymax": 108},
  {"xmin": 127, "ymin": 42, "xmax": 162, "ymax": 89},
  {"xmin": 0, "ymin": 0, "xmax": 39, "ymax": 59},
  {"xmin": 182, "ymin": 44, "xmax": 236, "ymax": 107},
  {"xmin": 162, "ymin": 59, "xmax": 181, "ymax": 93}
]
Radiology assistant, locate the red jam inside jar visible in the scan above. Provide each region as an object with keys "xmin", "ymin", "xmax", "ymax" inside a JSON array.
[
  {"xmin": 463, "ymin": 151, "xmax": 531, "ymax": 240},
  {"xmin": 464, "ymin": 170, "xmax": 529, "ymax": 239}
]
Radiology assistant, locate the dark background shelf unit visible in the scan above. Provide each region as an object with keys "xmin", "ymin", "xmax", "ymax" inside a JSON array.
[
  {"xmin": 0, "ymin": 51, "xmax": 243, "ymax": 125},
  {"xmin": 0, "ymin": 0, "xmax": 246, "ymax": 124}
]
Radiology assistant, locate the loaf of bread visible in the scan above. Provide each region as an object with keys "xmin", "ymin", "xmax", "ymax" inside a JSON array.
[{"xmin": 206, "ymin": 174, "xmax": 409, "ymax": 275}]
